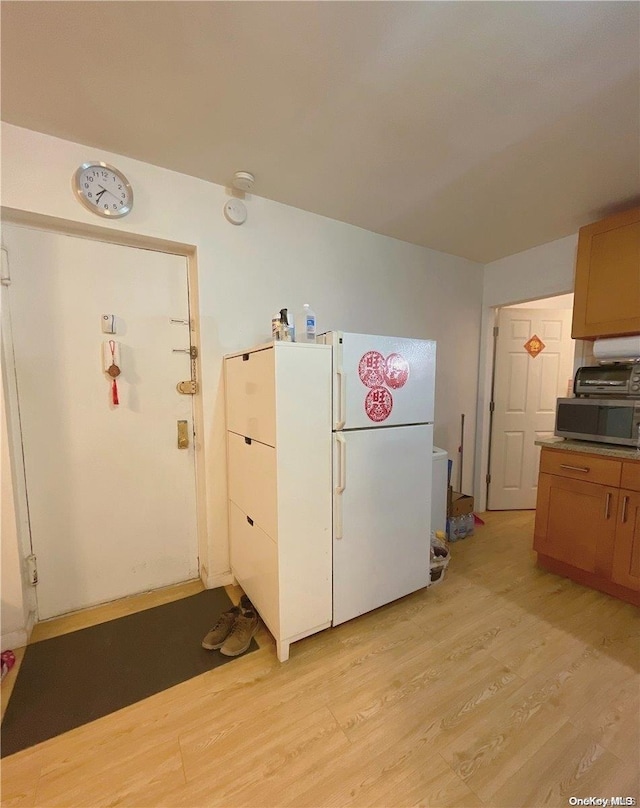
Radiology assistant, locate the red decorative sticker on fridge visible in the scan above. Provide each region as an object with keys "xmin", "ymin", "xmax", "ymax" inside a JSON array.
[
  {"xmin": 383, "ymin": 353, "xmax": 410, "ymax": 389},
  {"xmin": 365, "ymin": 387, "xmax": 393, "ymax": 422},
  {"xmin": 358, "ymin": 351, "xmax": 386, "ymax": 388}
]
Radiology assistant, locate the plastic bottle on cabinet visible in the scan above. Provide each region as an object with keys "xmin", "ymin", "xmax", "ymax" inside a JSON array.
[
  {"xmin": 271, "ymin": 313, "xmax": 281, "ymax": 340},
  {"xmin": 295, "ymin": 304, "xmax": 316, "ymax": 343},
  {"xmin": 276, "ymin": 308, "xmax": 293, "ymax": 341}
]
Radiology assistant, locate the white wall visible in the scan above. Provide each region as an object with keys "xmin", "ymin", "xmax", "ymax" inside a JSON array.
[
  {"xmin": 483, "ymin": 235, "xmax": 577, "ymax": 308},
  {"xmin": 1, "ymin": 123, "xmax": 483, "ymax": 634},
  {"xmin": 509, "ymin": 293, "xmax": 573, "ymax": 310},
  {"xmin": 474, "ymin": 234, "xmax": 579, "ymax": 510}
]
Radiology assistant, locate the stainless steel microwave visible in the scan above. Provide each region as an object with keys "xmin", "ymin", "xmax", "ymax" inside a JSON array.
[{"xmin": 555, "ymin": 397, "xmax": 640, "ymax": 447}]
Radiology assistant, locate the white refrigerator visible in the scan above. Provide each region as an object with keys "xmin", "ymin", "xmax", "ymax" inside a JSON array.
[{"xmin": 321, "ymin": 332, "xmax": 436, "ymax": 626}]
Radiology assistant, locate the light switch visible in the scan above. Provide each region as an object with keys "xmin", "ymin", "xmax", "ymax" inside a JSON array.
[{"xmin": 101, "ymin": 314, "xmax": 116, "ymax": 334}]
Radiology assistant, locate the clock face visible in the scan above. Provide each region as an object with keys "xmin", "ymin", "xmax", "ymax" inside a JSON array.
[{"xmin": 73, "ymin": 162, "xmax": 133, "ymax": 217}]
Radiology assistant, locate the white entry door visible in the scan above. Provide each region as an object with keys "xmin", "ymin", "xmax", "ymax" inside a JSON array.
[
  {"xmin": 488, "ymin": 307, "xmax": 574, "ymax": 510},
  {"xmin": 3, "ymin": 225, "xmax": 199, "ymax": 619}
]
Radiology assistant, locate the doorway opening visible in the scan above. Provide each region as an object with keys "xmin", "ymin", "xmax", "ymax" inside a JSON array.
[{"xmin": 486, "ymin": 294, "xmax": 577, "ymax": 511}]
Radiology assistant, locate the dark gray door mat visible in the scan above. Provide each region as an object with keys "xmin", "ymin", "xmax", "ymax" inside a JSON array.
[{"xmin": 1, "ymin": 587, "xmax": 258, "ymax": 757}]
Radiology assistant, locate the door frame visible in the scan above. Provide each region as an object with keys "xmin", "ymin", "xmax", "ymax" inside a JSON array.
[
  {"xmin": 485, "ymin": 302, "xmax": 575, "ymax": 510},
  {"xmin": 1, "ymin": 207, "xmax": 209, "ymax": 615},
  {"xmin": 474, "ymin": 291, "xmax": 577, "ymax": 513}
]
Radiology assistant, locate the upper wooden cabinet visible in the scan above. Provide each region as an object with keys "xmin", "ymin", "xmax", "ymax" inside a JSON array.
[{"xmin": 571, "ymin": 206, "xmax": 640, "ymax": 339}]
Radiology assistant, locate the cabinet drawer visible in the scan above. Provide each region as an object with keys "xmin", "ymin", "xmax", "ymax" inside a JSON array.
[
  {"xmin": 225, "ymin": 348, "xmax": 276, "ymax": 447},
  {"xmin": 621, "ymin": 461, "xmax": 640, "ymax": 493},
  {"xmin": 229, "ymin": 501, "xmax": 279, "ymax": 635},
  {"xmin": 227, "ymin": 431, "xmax": 278, "ymax": 541},
  {"xmin": 540, "ymin": 449, "xmax": 621, "ymax": 487}
]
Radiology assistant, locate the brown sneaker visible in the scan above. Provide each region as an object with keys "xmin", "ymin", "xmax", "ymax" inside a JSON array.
[
  {"xmin": 201, "ymin": 606, "xmax": 241, "ymax": 650},
  {"xmin": 220, "ymin": 610, "xmax": 259, "ymax": 657},
  {"xmin": 240, "ymin": 594, "xmax": 254, "ymax": 613}
]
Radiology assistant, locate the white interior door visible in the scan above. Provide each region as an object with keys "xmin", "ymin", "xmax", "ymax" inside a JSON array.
[
  {"xmin": 3, "ymin": 225, "xmax": 199, "ymax": 619},
  {"xmin": 488, "ymin": 307, "xmax": 574, "ymax": 510},
  {"xmin": 333, "ymin": 423, "xmax": 432, "ymax": 626}
]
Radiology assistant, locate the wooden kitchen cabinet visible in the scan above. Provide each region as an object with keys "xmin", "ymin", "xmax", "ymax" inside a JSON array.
[
  {"xmin": 533, "ymin": 447, "xmax": 640, "ymax": 605},
  {"xmin": 571, "ymin": 206, "xmax": 640, "ymax": 339},
  {"xmin": 534, "ymin": 474, "xmax": 618, "ymax": 578},
  {"xmin": 610, "ymin": 461, "xmax": 640, "ymax": 592},
  {"xmin": 611, "ymin": 490, "xmax": 640, "ymax": 591}
]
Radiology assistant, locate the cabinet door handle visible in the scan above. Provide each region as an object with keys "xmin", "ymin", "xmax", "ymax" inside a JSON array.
[
  {"xmin": 604, "ymin": 492, "xmax": 612, "ymax": 520},
  {"xmin": 621, "ymin": 495, "xmax": 629, "ymax": 524},
  {"xmin": 244, "ymin": 436, "xmax": 252, "ymax": 445},
  {"xmin": 246, "ymin": 516, "xmax": 254, "ymax": 526},
  {"xmin": 560, "ymin": 464, "xmax": 590, "ymax": 473}
]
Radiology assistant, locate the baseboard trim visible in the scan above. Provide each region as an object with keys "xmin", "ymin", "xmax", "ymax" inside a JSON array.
[
  {"xmin": 1, "ymin": 628, "xmax": 28, "ymax": 652},
  {"xmin": 204, "ymin": 570, "xmax": 234, "ymax": 589}
]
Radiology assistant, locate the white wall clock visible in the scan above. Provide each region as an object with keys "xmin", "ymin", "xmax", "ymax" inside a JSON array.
[{"xmin": 73, "ymin": 162, "xmax": 133, "ymax": 218}]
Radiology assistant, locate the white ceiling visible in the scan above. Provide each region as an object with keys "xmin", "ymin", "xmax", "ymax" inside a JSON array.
[{"xmin": 1, "ymin": 1, "xmax": 639, "ymax": 262}]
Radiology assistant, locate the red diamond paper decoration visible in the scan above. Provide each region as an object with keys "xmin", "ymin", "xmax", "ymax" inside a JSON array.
[{"xmin": 524, "ymin": 334, "xmax": 545, "ymax": 358}]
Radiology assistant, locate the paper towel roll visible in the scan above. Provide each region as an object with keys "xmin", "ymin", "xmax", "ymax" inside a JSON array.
[{"xmin": 593, "ymin": 336, "xmax": 640, "ymax": 361}]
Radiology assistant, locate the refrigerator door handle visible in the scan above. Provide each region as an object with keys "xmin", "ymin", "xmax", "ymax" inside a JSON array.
[
  {"xmin": 336, "ymin": 434, "xmax": 347, "ymax": 493},
  {"xmin": 336, "ymin": 368, "xmax": 346, "ymax": 430},
  {"xmin": 335, "ymin": 434, "xmax": 346, "ymax": 540}
]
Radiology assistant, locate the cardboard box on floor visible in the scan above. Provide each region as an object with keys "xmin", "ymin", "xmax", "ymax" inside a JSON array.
[{"xmin": 448, "ymin": 486, "xmax": 474, "ymax": 517}]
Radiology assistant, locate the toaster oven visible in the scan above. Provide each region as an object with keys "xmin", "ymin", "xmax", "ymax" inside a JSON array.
[{"xmin": 574, "ymin": 363, "xmax": 640, "ymax": 398}]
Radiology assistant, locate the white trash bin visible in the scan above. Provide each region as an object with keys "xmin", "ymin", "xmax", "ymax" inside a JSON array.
[{"xmin": 431, "ymin": 447, "xmax": 448, "ymax": 536}]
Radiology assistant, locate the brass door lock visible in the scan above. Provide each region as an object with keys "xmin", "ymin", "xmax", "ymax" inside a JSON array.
[
  {"xmin": 176, "ymin": 380, "xmax": 198, "ymax": 395},
  {"xmin": 177, "ymin": 420, "xmax": 189, "ymax": 449}
]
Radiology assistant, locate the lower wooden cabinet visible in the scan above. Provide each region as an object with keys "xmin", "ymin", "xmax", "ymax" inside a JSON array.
[
  {"xmin": 534, "ymin": 447, "xmax": 640, "ymax": 605},
  {"xmin": 534, "ymin": 474, "xmax": 617, "ymax": 577},
  {"xmin": 611, "ymin": 490, "xmax": 640, "ymax": 591}
]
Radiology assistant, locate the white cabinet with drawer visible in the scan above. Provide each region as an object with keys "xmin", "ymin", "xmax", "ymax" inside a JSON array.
[
  {"xmin": 227, "ymin": 431, "xmax": 278, "ymax": 540},
  {"xmin": 224, "ymin": 341, "xmax": 332, "ymax": 661},
  {"xmin": 225, "ymin": 346, "xmax": 276, "ymax": 446}
]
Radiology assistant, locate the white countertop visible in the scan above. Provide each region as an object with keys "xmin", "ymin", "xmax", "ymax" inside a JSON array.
[{"xmin": 535, "ymin": 437, "xmax": 640, "ymax": 461}]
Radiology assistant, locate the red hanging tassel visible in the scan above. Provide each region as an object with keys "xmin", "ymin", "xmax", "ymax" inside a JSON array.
[{"xmin": 112, "ymin": 378, "xmax": 119, "ymax": 406}]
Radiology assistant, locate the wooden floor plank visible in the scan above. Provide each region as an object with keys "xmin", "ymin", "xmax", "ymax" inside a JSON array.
[
  {"xmin": 569, "ymin": 677, "xmax": 640, "ymax": 765},
  {"xmin": 1, "ymin": 510, "xmax": 638, "ymax": 808},
  {"xmin": 488, "ymin": 720, "xmax": 639, "ymax": 808},
  {"xmin": 0, "ymin": 744, "xmax": 43, "ymax": 808},
  {"xmin": 33, "ymin": 738, "xmax": 185, "ymax": 808}
]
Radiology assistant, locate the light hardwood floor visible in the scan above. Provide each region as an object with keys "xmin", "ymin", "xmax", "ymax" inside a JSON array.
[{"xmin": 1, "ymin": 511, "xmax": 638, "ymax": 808}]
